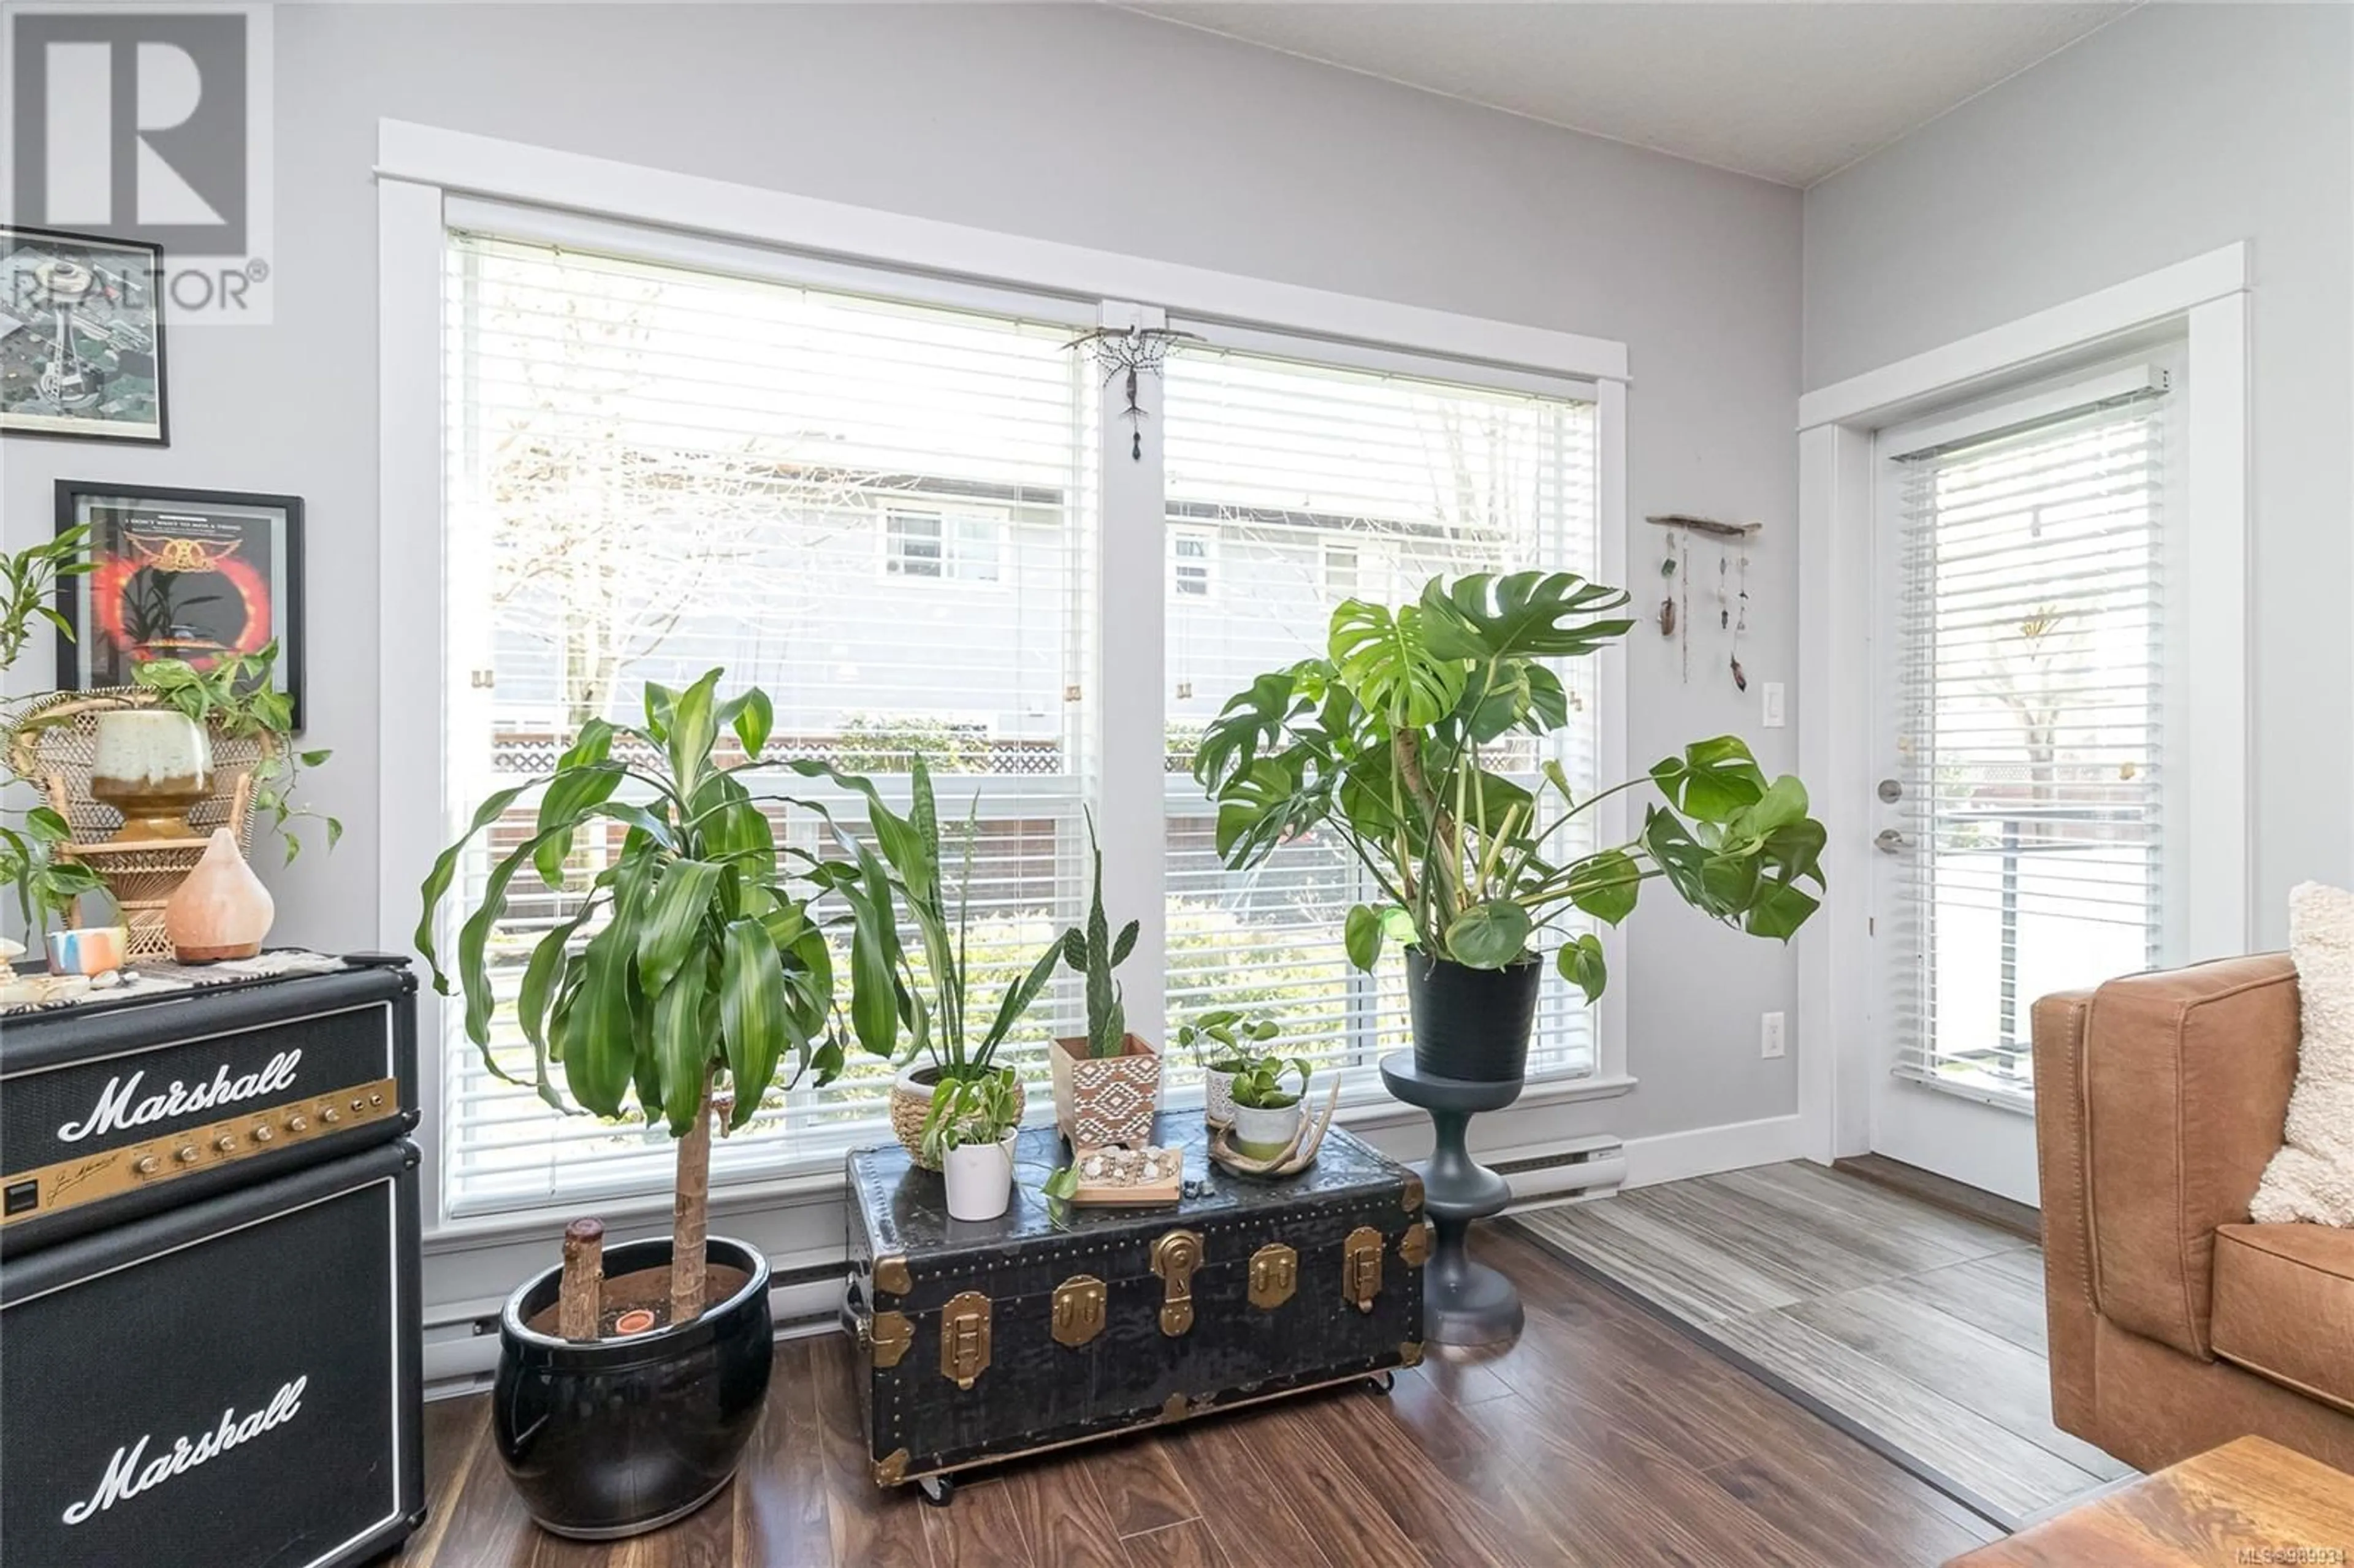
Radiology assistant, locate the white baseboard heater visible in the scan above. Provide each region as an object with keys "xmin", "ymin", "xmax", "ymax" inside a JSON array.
[{"xmin": 1487, "ymin": 1133, "xmax": 1626, "ymax": 1212}]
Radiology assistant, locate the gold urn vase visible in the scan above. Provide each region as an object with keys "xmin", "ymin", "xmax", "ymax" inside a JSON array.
[{"xmin": 89, "ymin": 709, "xmax": 214, "ymax": 842}]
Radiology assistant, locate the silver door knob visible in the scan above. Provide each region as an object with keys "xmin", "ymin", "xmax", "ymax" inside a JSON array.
[
  {"xmin": 1875, "ymin": 828, "xmax": 1909, "ymax": 854},
  {"xmin": 1877, "ymin": 778, "xmax": 1903, "ymax": 804}
]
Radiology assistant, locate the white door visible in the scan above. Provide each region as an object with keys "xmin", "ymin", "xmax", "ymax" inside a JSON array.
[{"xmin": 1866, "ymin": 357, "xmax": 2182, "ymax": 1205}]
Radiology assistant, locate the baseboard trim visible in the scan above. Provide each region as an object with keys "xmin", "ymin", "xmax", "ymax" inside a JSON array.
[
  {"xmin": 1620, "ymin": 1114, "xmax": 1809, "ymax": 1189},
  {"xmin": 1833, "ymin": 1152, "xmax": 2041, "ymax": 1243}
]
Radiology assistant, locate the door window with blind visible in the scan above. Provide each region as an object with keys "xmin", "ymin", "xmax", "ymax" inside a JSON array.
[
  {"xmin": 1882, "ymin": 365, "xmax": 2176, "ymax": 1109},
  {"xmin": 438, "ymin": 226, "xmax": 1605, "ymax": 1218}
]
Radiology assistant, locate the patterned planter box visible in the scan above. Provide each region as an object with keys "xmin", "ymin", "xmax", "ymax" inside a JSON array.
[{"xmin": 1050, "ymin": 1035, "xmax": 1160, "ymax": 1147}]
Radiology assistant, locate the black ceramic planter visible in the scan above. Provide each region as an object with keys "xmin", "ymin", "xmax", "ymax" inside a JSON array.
[
  {"xmin": 494, "ymin": 1235, "xmax": 772, "ymax": 1539},
  {"xmin": 1405, "ymin": 949, "xmax": 1542, "ymax": 1082}
]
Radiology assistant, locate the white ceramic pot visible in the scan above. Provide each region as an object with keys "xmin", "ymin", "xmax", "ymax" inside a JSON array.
[
  {"xmin": 90, "ymin": 708, "xmax": 213, "ymax": 842},
  {"xmin": 1229, "ymin": 1099, "xmax": 1305, "ymax": 1162},
  {"xmin": 1202, "ymin": 1064, "xmax": 1245, "ymax": 1128},
  {"xmin": 942, "ymin": 1135, "xmax": 1016, "ymax": 1222}
]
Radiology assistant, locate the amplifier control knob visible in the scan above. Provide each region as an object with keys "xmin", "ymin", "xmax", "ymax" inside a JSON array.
[
  {"xmin": 286, "ymin": 1115, "xmax": 310, "ymax": 1135},
  {"xmin": 249, "ymin": 1125, "xmax": 274, "ymax": 1145},
  {"xmin": 175, "ymin": 1145, "xmax": 199, "ymax": 1164},
  {"xmin": 213, "ymin": 1135, "xmax": 238, "ymax": 1154},
  {"xmin": 319, "ymin": 1106, "xmax": 341, "ymax": 1125},
  {"xmin": 132, "ymin": 1155, "xmax": 161, "ymax": 1176}
]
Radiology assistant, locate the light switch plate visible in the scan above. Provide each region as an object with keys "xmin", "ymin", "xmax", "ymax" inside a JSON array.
[
  {"xmin": 1761, "ymin": 682, "xmax": 1786, "ymax": 728},
  {"xmin": 1761, "ymin": 1011, "xmax": 1786, "ymax": 1059}
]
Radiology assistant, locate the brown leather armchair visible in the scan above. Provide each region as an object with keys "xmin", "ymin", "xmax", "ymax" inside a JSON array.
[{"xmin": 2035, "ymin": 955, "xmax": 2354, "ymax": 1474}]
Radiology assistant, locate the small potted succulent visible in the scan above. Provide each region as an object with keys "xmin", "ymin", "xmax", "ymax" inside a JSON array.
[
  {"xmin": 808, "ymin": 757, "xmax": 1063, "ymax": 1169},
  {"xmin": 1225, "ymin": 1053, "xmax": 1314, "ymax": 1161},
  {"xmin": 921, "ymin": 1067, "xmax": 1023, "ymax": 1222},
  {"xmin": 1051, "ymin": 813, "xmax": 1159, "ymax": 1147},
  {"xmin": 1176, "ymin": 1007, "xmax": 1281, "ymax": 1129}
]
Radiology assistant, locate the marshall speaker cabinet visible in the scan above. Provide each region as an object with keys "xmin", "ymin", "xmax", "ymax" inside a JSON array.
[
  {"xmin": 0, "ymin": 960, "xmax": 426, "ymax": 1567},
  {"xmin": 2, "ymin": 1143, "xmax": 425, "ymax": 1568},
  {"xmin": 1, "ymin": 962, "xmax": 419, "ymax": 1255},
  {"xmin": 844, "ymin": 1116, "xmax": 1428, "ymax": 1501}
]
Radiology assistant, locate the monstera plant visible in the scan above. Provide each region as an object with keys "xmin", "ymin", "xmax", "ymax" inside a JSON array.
[
  {"xmin": 416, "ymin": 668, "xmax": 858, "ymax": 1539},
  {"xmin": 1194, "ymin": 570, "xmax": 1827, "ymax": 1082}
]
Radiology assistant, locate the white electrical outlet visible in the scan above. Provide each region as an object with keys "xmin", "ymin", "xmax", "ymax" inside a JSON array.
[
  {"xmin": 1761, "ymin": 682, "xmax": 1786, "ymax": 728},
  {"xmin": 1760, "ymin": 1011, "xmax": 1786, "ymax": 1059}
]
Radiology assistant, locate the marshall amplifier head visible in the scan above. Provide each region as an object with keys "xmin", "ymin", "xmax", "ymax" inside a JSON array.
[
  {"xmin": 1, "ymin": 964, "xmax": 419, "ymax": 1255},
  {"xmin": 1, "ymin": 1141, "xmax": 424, "ymax": 1568}
]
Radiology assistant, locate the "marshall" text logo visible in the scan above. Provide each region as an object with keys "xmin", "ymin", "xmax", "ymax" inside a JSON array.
[
  {"xmin": 55, "ymin": 1051, "xmax": 302, "ymax": 1144},
  {"xmin": 62, "ymin": 1376, "xmax": 308, "ymax": 1525}
]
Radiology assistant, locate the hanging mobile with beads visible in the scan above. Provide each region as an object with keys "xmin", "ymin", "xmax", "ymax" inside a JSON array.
[
  {"xmin": 1658, "ymin": 546, "xmax": 1678, "ymax": 636},
  {"xmin": 1729, "ymin": 552, "xmax": 1751, "ymax": 693}
]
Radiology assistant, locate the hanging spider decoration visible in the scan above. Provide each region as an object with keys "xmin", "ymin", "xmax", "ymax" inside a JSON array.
[{"xmin": 1064, "ymin": 324, "xmax": 1203, "ymax": 460}]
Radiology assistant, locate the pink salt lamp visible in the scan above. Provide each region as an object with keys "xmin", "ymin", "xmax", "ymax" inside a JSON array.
[{"xmin": 166, "ymin": 829, "xmax": 275, "ymax": 962}]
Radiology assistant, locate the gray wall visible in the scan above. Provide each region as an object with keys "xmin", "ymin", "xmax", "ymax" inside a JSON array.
[
  {"xmin": 1, "ymin": 2, "xmax": 1805, "ymax": 1141},
  {"xmin": 1803, "ymin": 1, "xmax": 2354, "ymax": 949}
]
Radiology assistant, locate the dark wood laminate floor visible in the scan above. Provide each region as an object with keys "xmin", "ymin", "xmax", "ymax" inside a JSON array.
[{"xmin": 398, "ymin": 1227, "xmax": 2002, "ymax": 1567}]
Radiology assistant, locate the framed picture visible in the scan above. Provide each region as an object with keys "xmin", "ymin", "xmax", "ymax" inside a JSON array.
[
  {"xmin": 1, "ymin": 227, "xmax": 168, "ymax": 445},
  {"xmin": 55, "ymin": 484, "xmax": 306, "ymax": 731}
]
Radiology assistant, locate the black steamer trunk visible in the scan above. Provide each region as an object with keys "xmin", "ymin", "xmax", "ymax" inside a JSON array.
[
  {"xmin": 845, "ymin": 1117, "xmax": 1428, "ymax": 1491},
  {"xmin": 1, "ymin": 1143, "xmax": 425, "ymax": 1568}
]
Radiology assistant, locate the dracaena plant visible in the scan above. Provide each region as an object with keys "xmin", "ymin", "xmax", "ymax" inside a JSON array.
[
  {"xmin": 1193, "ymin": 571, "xmax": 1827, "ymax": 1002},
  {"xmin": 416, "ymin": 669, "xmax": 850, "ymax": 1322}
]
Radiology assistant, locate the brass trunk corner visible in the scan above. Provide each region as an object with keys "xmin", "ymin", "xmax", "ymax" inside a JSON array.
[
  {"xmin": 1343, "ymin": 1225, "xmax": 1385, "ymax": 1313},
  {"xmin": 1051, "ymin": 1274, "xmax": 1107, "ymax": 1347},
  {"xmin": 1398, "ymin": 1220, "xmax": 1432, "ymax": 1268},
  {"xmin": 941, "ymin": 1292, "xmax": 992, "ymax": 1390},
  {"xmin": 872, "ymin": 1255, "xmax": 912, "ymax": 1296},
  {"xmin": 1399, "ymin": 1340, "xmax": 1425, "ymax": 1368},
  {"xmin": 1400, "ymin": 1173, "xmax": 1425, "ymax": 1214},
  {"xmin": 1248, "ymin": 1242, "xmax": 1298, "ymax": 1311},
  {"xmin": 868, "ymin": 1311, "xmax": 913, "ymax": 1369},
  {"xmin": 874, "ymin": 1448, "xmax": 910, "ymax": 1486}
]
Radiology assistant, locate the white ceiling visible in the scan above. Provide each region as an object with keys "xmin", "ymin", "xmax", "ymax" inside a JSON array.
[{"xmin": 1121, "ymin": 2, "xmax": 2135, "ymax": 187}]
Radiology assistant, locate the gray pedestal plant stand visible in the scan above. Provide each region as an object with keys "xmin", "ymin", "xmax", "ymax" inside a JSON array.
[{"xmin": 1379, "ymin": 1051, "xmax": 1525, "ymax": 1347}]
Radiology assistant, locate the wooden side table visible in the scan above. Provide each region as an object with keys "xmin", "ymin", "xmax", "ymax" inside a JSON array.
[
  {"xmin": 1947, "ymin": 1435, "xmax": 2354, "ymax": 1566},
  {"xmin": 1379, "ymin": 1051, "xmax": 1523, "ymax": 1347}
]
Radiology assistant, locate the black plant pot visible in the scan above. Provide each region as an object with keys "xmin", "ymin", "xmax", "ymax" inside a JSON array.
[
  {"xmin": 494, "ymin": 1235, "xmax": 772, "ymax": 1539},
  {"xmin": 1405, "ymin": 948, "xmax": 1542, "ymax": 1083}
]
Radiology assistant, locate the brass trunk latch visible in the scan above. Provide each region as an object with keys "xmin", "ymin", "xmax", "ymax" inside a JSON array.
[
  {"xmin": 1398, "ymin": 1221, "xmax": 1432, "ymax": 1268},
  {"xmin": 1052, "ymin": 1274, "xmax": 1107, "ymax": 1347},
  {"xmin": 1152, "ymin": 1228, "xmax": 1204, "ymax": 1336},
  {"xmin": 868, "ymin": 1310, "xmax": 913, "ymax": 1369},
  {"xmin": 940, "ymin": 1291, "xmax": 992, "ymax": 1389},
  {"xmin": 1248, "ymin": 1243, "xmax": 1298, "ymax": 1311},
  {"xmin": 1343, "ymin": 1225, "xmax": 1385, "ymax": 1313}
]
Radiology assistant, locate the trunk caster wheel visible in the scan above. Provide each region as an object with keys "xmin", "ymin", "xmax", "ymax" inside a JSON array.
[
  {"xmin": 918, "ymin": 1475, "xmax": 957, "ymax": 1507},
  {"xmin": 1364, "ymin": 1370, "xmax": 1395, "ymax": 1395}
]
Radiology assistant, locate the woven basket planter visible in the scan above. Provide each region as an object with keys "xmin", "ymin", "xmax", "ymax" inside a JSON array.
[
  {"xmin": 889, "ymin": 1065, "xmax": 1026, "ymax": 1173},
  {"xmin": 1050, "ymin": 1035, "xmax": 1161, "ymax": 1148}
]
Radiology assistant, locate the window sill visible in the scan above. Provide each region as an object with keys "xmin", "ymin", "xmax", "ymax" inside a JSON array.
[{"xmin": 422, "ymin": 1068, "xmax": 1638, "ymax": 1257}]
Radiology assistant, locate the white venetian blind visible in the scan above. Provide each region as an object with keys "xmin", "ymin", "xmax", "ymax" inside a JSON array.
[
  {"xmin": 1159, "ymin": 346, "xmax": 1602, "ymax": 1095},
  {"xmin": 440, "ymin": 232, "xmax": 1091, "ymax": 1216},
  {"xmin": 1887, "ymin": 383, "xmax": 2169, "ymax": 1109}
]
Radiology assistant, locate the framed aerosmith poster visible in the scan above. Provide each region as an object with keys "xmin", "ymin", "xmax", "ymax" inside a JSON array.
[{"xmin": 55, "ymin": 483, "xmax": 306, "ymax": 731}]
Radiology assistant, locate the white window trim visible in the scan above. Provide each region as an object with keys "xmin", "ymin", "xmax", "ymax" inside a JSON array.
[
  {"xmin": 1794, "ymin": 242, "xmax": 2249, "ymax": 1166},
  {"xmin": 377, "ymin": 121, "xmax": 1632, "ymax": 1249}
]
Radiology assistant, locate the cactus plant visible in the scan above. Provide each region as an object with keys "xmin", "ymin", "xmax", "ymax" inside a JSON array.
[{"xmin": 1061, "ymin": 811, "xmax": 1139, "ymax": 1059}]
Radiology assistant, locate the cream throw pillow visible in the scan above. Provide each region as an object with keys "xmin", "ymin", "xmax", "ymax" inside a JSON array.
[{"xmin": 2250, "ymin": 881, "xmax": 2354, "ymax": 1226}]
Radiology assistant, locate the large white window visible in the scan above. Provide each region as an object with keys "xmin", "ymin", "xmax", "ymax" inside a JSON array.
[
  {"xmin": 1883, "ymin": 372, "xmax": 2173, "ymax": 1108},
  {"xmin": 435, "ymin": 224, "xmax": 1608, "ymax": 1218},
  {"xmin": 1161, "ymin": 348, "xmax": 1602, "ymax": 1095}
]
